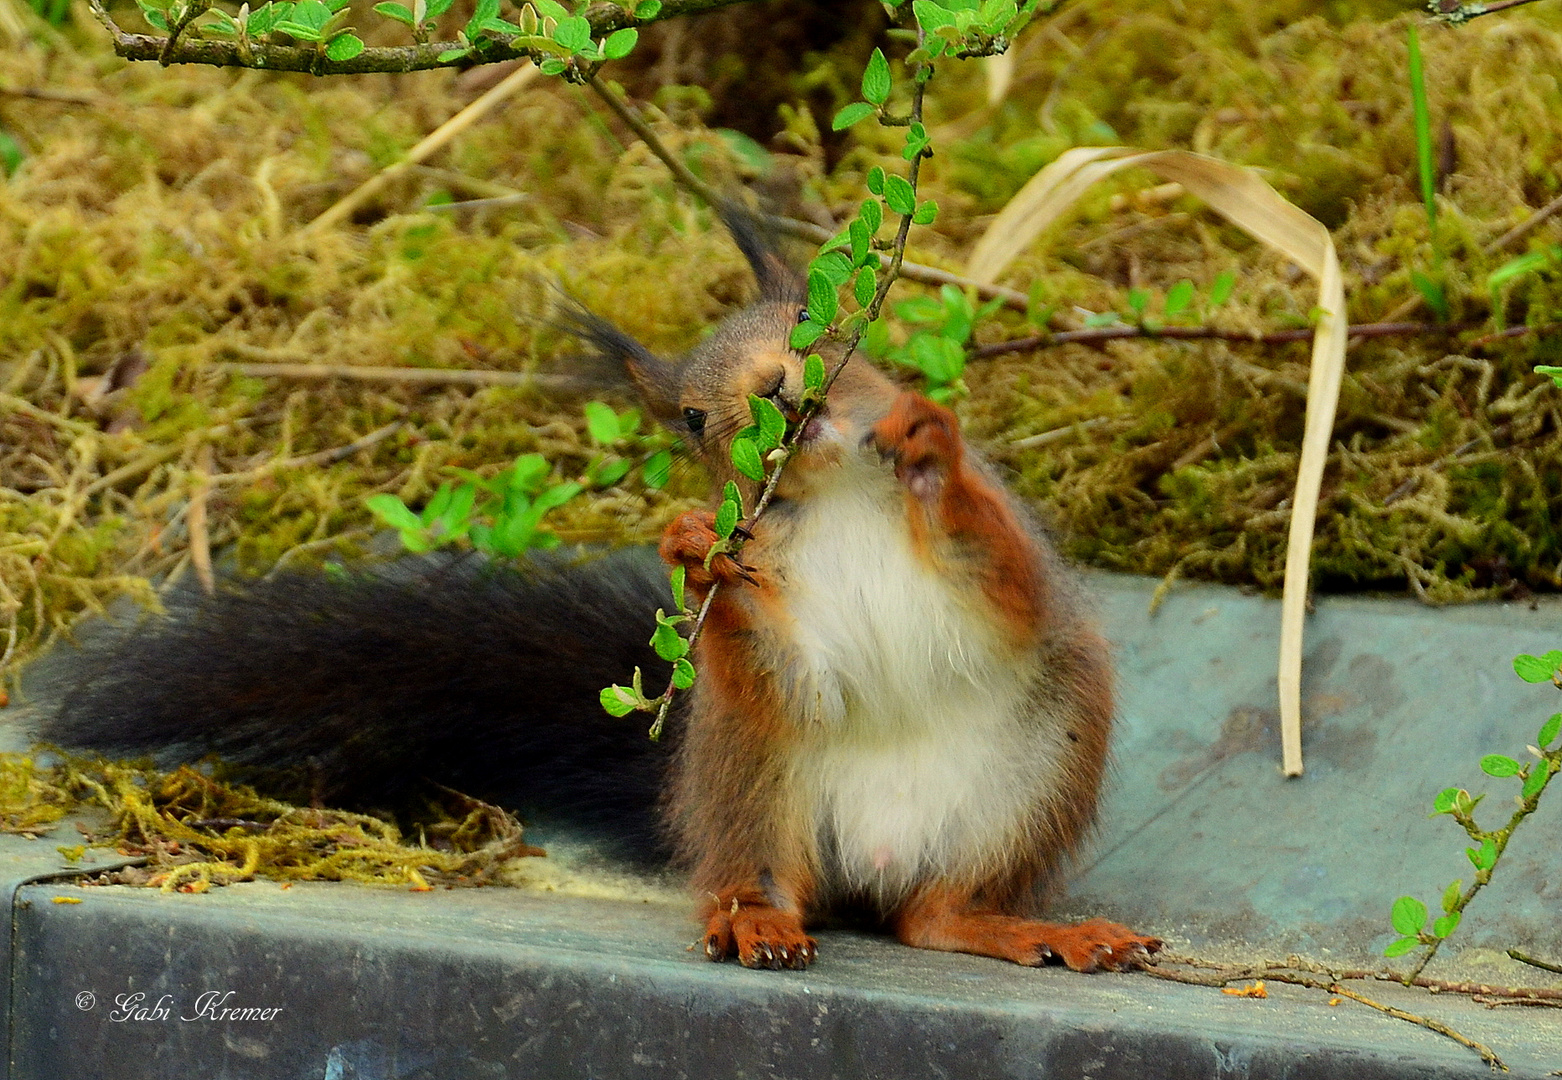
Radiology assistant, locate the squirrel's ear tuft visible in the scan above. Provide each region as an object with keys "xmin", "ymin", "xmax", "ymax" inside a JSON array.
[
  {"xmin": 552, "ymin": 299, "xmax": 680, "ymax": 421},
  {"xmin": 718, "ymin": 203, "xmax": 804, "ymax": 304}
]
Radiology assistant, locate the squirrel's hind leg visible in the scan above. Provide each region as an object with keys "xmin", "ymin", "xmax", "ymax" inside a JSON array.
[{"xmin": 891, "ymin": 884, "xmax": 1160, "ymax": 973}]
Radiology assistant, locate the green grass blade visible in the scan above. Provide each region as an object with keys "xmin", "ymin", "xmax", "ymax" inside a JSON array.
[{"xmin": 1407, "ymin": 25, "xmax": 1436, "ymax": 236}]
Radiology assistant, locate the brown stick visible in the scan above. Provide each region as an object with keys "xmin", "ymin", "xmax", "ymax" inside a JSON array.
[
  {"xmin": 188, "ymin": 443, "xmax": 215, "ymax": 596},
  {"xmin": 214, "ymin": 361, "xmax": 575, "ymax": 390},
  {"xmin": 971, "ymin": 320, "xmax": 1459, "ymax": 360},
  {"xmin": 1141, "ymin": 960, "xmax": 1509, "ymax": 1072}
]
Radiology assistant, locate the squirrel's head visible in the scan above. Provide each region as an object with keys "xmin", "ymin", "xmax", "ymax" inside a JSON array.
[{"xmin": 560, "ymin": 207, "xmax": 894, "ymax": 490}]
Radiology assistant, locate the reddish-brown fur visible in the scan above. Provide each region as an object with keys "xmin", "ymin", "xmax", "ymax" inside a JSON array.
[
  {"xmin": 591, "ymin": 210, "xmax": 1158, "ymax": 973},
  {"xmin": 656, "ymin": 387, "xmax": 1158, "ymax": 973}
]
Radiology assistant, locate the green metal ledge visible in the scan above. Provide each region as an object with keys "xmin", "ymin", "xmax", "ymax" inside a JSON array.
[{"xmin": 5, "ymin": 573, "xmax": 1562, "ymax": 1079}]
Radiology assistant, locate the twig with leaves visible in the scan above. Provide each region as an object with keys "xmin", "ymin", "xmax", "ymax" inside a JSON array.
[
  {"xmin": 1383, "ymin": 650, "xmax": 1562, "ymax": 986},
  {"xmin": 602, "ymin": 0, "xmax": 1043, "ymax": 737}
]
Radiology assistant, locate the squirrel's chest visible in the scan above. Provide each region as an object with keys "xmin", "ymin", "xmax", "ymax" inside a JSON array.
[{"xmin": 768, "ymin": 485, "xmax": 1049, "ymax": 898}]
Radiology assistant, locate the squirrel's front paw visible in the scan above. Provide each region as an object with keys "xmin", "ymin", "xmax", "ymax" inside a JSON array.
[
  {"xmin": 869, "ymin": 391, "xmax": 965, "ymax": 500},
  {"xmin": 704, "ymin": 905, "xmax": 817, "ymax": 970},
  {"xmin": 658, "ymin": 511, "xmax": 758, "ymax": 592}
]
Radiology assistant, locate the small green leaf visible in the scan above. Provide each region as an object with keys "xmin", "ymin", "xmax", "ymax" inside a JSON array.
[
  {"xmin": 137, "ymin": 1, "xmax": 169, "ymax": 28},
  {"xmin": 588, "ymin": 456, "xmax": 632, "ymax": 488},
  {"xmin": 373, "ymin": 1, "xmax": 414, "ymax": 23},
  {"xmin": 439, "ymin": 48, "xmax": 470, "ymax": 62},
  {"xmin": 1441, "ymin": 880, "xmax": 1462, "ymax": 913},
  {"xmin": 861, "ymin": 47, "xmax": 891, "ymax": 105},
  {"xmin": 1535, "ymin": 364, "xmax": 1562, "ymax": 389},
  {"xmin": 849, "ymin": 218, "xmax": 870, "ymax": 267},
  {"xmin": 325, "ymin": 32, "xmax": 364, "ymax": 60},
  {"xmin": 804, "ymin": 354, "xmax": 825, "ymax": 393},
  {"xmin": 714, "ymin": 498, "xmax": 738, "ymax": 540},
  {"xmin": 883, "ymin": 174, "xmax": 915, "ymax": 216},
  {"xmin": 911, "ymin": 199, "xmax": 938, "ymax": 225},
  {"xmin": 722, "ymin": 480, "xmax": 743, "ymax": 513},
  {"xmin": 832, "ymin": 102, "xmax": 876, "ymax": 131},
  {"xmin": 642, "ymin": 449, "xmax": 672, "ymax": 490},
  {"xmin": 366, "ymin": 493, "xmax": 423, "ymax": 532},
  {"xmin": 1539, "ymin": 713, "xmax": 1561, "ymax": 749},
  {"xmin": 1522, "ymin": 763, "xmax": 1549, "ymax": 800},
  {"xmin": 1389, "ymin": 895, "xmax": 1427, "ymax": 937},
  {"xmin": 1165, "ymin": 280, "xmax": 1195, "ymax": 318},
  {"xmin": 651, "ymin": 618, "xmax": 689, "ymax": 662},
  {"xmin": 672, "ymin": 656, "xmax": 696, "ymax": 690},
  {"xmin": 1383, "ymin": 936, "xmax": 1421, "ymax": 958},
  {"xmin": 600, "ymin": 685, "xmax": 639, "ymax": 717},
  {"xmin": 807, "ymin": 268, "xmax": 839, "ymax": 325},
  {"xmin": 1468, "ymin": 837, "xmax": 1498, "ymax": 870},
  {"xmin": 1431, "ymin": 787, "xmax": 1460, "ymax": 814},
  {"xmin": 0, "ymin": 130, "xmax": 20, "ymax": 177},
  {"xmin": 1514, "ymin": 652, "xmax": 1562, "ymax": 683},
  {"xmin": 634, "ymin": 0, "xmax": 661, "ymax": 15},
  {"xmin": 749, "ymin": 395, "xmax": 787, "ymax": 452},
  {"xmin": 912, "ymin": 0, "xmax": 955, "ymax": 30},
  {"xmin": 552, "ymin": 14, "xmax": 590, "ymax": 50},
  {"xmin": 604, "ymin": 26, "xmax": 638, "ymax": 58},
  {"xmin": 866, "ymin": 166, "xmax": 885, "ymax": 196},
  {"xmin": 860, "ymin": 198, "xmax": 883, "ymax": 234},
  {"xmin": 790, "ymin": 319, "xmax": 826, "ymax": 351},
  {"xmin": 1209, "ymin": 269, "xmax": 1236, "ymax": 306},
  {"xmin": 1432, "ymin": 912, "xmax": 1461, "ymax": 939},
  {"xmin": 669, "ymin": 564, "xmax": 687, "ymax": 612},
  {"xmin": 583, "ymin": 400, "xmax": 620, "ymax": 446},
  {"xmin": 1480, "ymin": 754, "xmax": 1521, "ymax": 778},
  {"xmin": 730, "ymin": 437, "xmax": 764, "ymax": 482},
  {"xmin": 1127, "ymin": 288, "xmax": 1150, "ymax": 317},
  {"xmin": 854, "ymin": 268, "xmax": 875, "ymax": 308}
]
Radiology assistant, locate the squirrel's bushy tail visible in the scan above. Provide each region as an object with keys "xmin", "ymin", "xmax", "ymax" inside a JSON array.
[{"xmin": 43, "ymin": 548, "xmax": 676, "ymax": 861}]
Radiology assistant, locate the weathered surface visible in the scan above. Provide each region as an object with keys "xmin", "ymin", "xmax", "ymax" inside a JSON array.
[{"xmin": 4, "ymin": 574, "xmax": 1562, "ymax": 1078}]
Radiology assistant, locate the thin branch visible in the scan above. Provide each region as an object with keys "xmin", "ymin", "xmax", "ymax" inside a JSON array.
[
  {"xmin": 1431, "ymin": 0, "xmax": 1549, "ymax": 25},
  {"xmin": 1466, "ymin": 321, "xmax": 1562, "ymax": 348},
  {"xmin": 188, "ymin": 443, "xmax": 215, "ymax": 596},
  {"xmin": 212, "ymin": 360, "xmax": 577, "ymax": 390},
  {"xmin": 210, "ymin": 421, "xmax": 405, "ymax": 484},
  {"xmin": 85, "ymin": 0, "xmax": 757, "ymax": 74},
  {"xmin": 1506, "ymin": 949, "xmax": 1562, "ymax": 976},
  {"xmin": 971, "ymin": 321, "xmax": 1460, "ymax": 360},
  {"xmin": 1142, "ymin": 958, "xmax": 1508, "ymax": 1072},
  {"xmin": 1486, "ymin": 191, "xmax": 1562, "ymax": 253}
]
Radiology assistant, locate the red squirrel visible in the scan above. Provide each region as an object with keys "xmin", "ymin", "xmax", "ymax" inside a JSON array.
[{"xmin": 47, "ymin": 211, "xmax": 1160, "ymax": 974}]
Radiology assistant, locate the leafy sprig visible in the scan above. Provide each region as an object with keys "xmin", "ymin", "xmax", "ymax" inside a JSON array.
[
  {"xmin": 602, "ymin": 1, "xmax": 1031, "ymax": 738},
  {"xmin": 1384, "ymin": 650, "xmax": 1562, "ymax": 982}
]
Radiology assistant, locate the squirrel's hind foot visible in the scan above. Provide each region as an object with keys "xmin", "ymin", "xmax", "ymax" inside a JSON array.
[{"xmin": 894, "ymin": 888, "xmax": 1161, "ymax": 973}]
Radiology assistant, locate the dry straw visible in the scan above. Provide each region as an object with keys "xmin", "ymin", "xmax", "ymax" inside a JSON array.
[{"xmin": 967, "ymin": 147, "xmax": 1348, "ymax": 776}]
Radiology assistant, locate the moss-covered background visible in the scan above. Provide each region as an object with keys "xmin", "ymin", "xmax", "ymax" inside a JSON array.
[{"xmin": 4, "ymin": 0, "xmax": 1562, "ymax": 688}]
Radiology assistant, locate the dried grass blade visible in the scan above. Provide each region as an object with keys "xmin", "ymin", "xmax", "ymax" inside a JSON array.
[{"xmin": 965, "ymin": 148, "xmax": 1348, "ymax": 776}]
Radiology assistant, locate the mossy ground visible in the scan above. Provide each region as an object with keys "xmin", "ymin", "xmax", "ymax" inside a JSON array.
[{"xmin": 3, "ymin": 0, "xmax": 1562, "ymax": 685}]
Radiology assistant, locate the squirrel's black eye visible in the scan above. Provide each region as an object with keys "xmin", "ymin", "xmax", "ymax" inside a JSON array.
[
  {"xmin": 682, "ymin": 408, "xmax": 707, "ymax": 436},
  {"xmin": 796, "ymin": 308, "xmax": 810, "ymax": 323}
]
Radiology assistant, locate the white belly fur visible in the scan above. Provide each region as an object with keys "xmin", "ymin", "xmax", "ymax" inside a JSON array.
[{"xmin": 775, "ymin": 475, "xmax": 1064, "ymax": 904}]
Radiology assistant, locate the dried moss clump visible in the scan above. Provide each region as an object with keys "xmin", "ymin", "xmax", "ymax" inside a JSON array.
[{"xmin": 12, "ymin": 752, "xmax": 542, "ymax": 892}]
